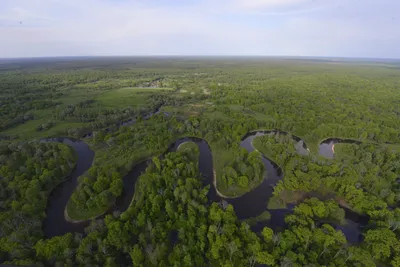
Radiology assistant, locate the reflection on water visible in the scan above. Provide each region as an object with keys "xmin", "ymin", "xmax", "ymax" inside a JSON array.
[{"xmin": 319, "ymin": 140, "xmax": 336, "ymax": 159}]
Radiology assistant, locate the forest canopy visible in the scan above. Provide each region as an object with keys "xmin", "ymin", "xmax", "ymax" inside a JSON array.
[{"xmin": 0, "ymin": 57, "xmax": 400, "ymax": 266}]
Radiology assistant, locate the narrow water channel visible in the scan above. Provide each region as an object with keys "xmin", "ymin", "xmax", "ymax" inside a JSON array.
[{"xmin": 43, "ymin": 138, "xmax": 94, "ymax": 237}]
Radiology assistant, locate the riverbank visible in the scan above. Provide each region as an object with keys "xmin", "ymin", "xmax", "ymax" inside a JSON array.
[{"xmin": 212, "ymin": 169, "xmax": 239, "ymax": 199}]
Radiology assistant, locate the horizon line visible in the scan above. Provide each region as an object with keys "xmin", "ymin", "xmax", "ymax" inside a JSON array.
[{"xmin": 1, "ymin": 55, "xmax": 400, "ymax": 61}]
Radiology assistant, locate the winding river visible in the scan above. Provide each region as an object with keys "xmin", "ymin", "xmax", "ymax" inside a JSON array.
[
  {"xmin": 43, "ymin": 138, "xmax": 94, "ymax": 237},
  {"xmin": 44, "ymin": 131, "xmax": 368, "ymax": 244}
]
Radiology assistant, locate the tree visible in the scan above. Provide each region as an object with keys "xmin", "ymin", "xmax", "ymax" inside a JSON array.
[
  {"xmin": 130, "ymin": 244, "xmax": 144, "ymax": 266},
  {"xmin": 365, "ymin": 228, "xmax": 400, "ymax": 261}
]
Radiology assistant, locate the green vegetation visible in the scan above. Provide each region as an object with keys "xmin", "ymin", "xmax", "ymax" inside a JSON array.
[
  {"xmin": 66, "ymin": 116, "xmax": 181, "ymax": 221},
  {"xmin": 177, "ymin": 141, "xmax": 200, "ymax": 160},
  {"xmin": 96, "ymin": 87, "xmax": 173, "ymax": 108},
  {"xmin": 65, "ymin": 164, "xmax": 123, "ymax": 221},
  {"xmin": 253, "ymin": 133, "xmax": 305, "ymax": 166},
  {"xmin": 217, "ymin": 148, "xmax": 265, "ymax": 196},
  {"xmin": 253, "ymin": 134, "xmax": 325, "ymax": 200},
  {"xmin": 31, "ymin": 149, "xmax": 266, "ymax": 266},
  {"xmin": 243, "ymin": 211, "xmax": 272, "ymax": 226},
  {"xmin": 253, "ymin": 130, "xmax": 400, "ymax": 213},
  {"xmin": 1, "ymin": 57, "xmax": 400, "ymax": 266},
  {"xmin": 0, "ymin": 141, "xmax": 76, "ymax": 261}
]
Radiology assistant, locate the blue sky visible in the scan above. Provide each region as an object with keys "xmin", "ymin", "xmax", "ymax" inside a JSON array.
[{"xmin": 0, "ymin": 0, "xmax": 399, "ymax": 58}]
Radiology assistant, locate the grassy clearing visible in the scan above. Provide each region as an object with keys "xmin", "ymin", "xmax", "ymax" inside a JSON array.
[
  {"xmin": 267, "ymin": 195, "xmax": 288, "ymax": 209},
  {"xmin": 243, "ymin": 211, "xmax": 272, "ymax": 226},
  {"xmin": 211, "ymin": 146, "xmax": 236, "ymax": 194},
  {"xmin": 267, "ymin": 190, "xmax": 312, "ymax": 209},
  {"xmin": 57, "ymin": 89, "xmax": 102, "ymax": 106},
  {"xmin": 120, "ymin": 87, "xmax": 174, "ymax": 92},
  {"xmin": 162, "ymin": 104, "xmax": 202, "ymax": 117},
  {"xmin": 4, "ymin": 85, "xmax": 177, "ymax": 139},
  {"xmin": 203, "ymin": 110, "xmax": 231, "ymax": 120},
  {"xmin": 95, "ymin": 87, "xmax": 173, "ymax": 108},
  {"xmin": 3, "ymin": 115, "xmax": 86, "ymax": 140},
  {"xmin": 65, "ymin": 199, "xmax": 111, "ymax": 222}
]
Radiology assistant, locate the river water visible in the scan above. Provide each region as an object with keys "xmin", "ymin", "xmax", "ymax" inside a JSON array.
[{"xmin": 43, "ymin": 138, "xmax": 94, "ymax": 237}]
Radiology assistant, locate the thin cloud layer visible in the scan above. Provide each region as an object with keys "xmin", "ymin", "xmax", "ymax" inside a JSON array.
[
  {"xmin": 0, "ymin": 0, "xmax": 399, "ymax": 58},
  {"xmin": 233, "ymin": 0, "xmax": 312, "ymax": 10}
]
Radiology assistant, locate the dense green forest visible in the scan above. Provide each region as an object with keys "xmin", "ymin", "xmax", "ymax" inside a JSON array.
[
  {"xmin": 0, "ymin": 141, "xmax": 76, "ymax": 263},
  {"xmin": 0, "ymin": 57, "xmax": 400, "ymax": 266}
]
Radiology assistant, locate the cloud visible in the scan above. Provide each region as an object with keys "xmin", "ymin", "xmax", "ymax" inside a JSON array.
[
  {"xmin": 0, "ymin": 0, "xmax": 399, "ymax": 58},
  {"xmin": 233, "ymin": 0, "xmax": 311, "ymax": 9}
]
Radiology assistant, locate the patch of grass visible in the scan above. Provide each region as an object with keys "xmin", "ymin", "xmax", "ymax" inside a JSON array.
[
  {"xmin": 65, "ymin": 199, "xmax": 111, "ymax": 222},
  {"xmin": 57, "ymin": 91, "xmax": 100, "ymax": 106},
  {"xmin": 267, "ymin": 195, "xmax": 288, "ymax": 209},
  {"xmin": 388, "ymin": 144, "xmax": 400, "ymax": 153},
  {"xmin": 162, "ymin": 105, "xmax": 202, "ymax": 117},
  {"xmin": 243, "ymin": 211, "xmax": 272, "ymax": 226},
  {"xmin": 3, "ymin": 115, "xmax": 86, "ymax": 140},
  {"xmin": 203, "ymin": 110, "xmax": 232, "ymax": 121},
  {"xmin": 96, "ymin": 87, "xmax": 173, "ymax": 108},
  {"xmin": 120, "ymin": 87, "xmax": 174, "ymax": 92},
  {"xmin": 268, "ymin": 190, "xmax": 311, "ymax": 209}
]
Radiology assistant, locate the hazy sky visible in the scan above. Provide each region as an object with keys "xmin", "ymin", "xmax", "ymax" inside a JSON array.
[{"xmin": 0, "ymin": 0, "xmax": 399, "ymax": 58}]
